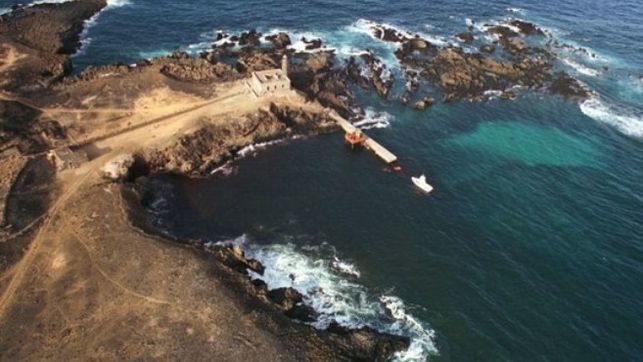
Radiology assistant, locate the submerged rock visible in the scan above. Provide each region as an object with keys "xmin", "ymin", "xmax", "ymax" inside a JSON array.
[{"xmin": 414, "ymin": 97, "xmax": 435, "ymax": 110}]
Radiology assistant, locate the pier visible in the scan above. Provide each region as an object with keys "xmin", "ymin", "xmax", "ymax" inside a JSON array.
[{"xmin": 327, "ymin": 111, "xmax": 398, "ymax": 164}]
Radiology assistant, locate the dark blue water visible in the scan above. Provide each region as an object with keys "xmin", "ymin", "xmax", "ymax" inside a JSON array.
[{"xmin": 5, "ymin": 0, "xmax": 641, "ymax": 360}]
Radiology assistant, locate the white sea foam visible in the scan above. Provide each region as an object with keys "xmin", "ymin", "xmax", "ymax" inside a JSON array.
[
  {"xmin": 30, "ymin": 0, "xmax": 131, "ymax": 8},
  {"xmin": 138, "ymin": 49, "xmax": 172, "ymax": 60},
  {"xmin": 580, "ymin": 97, "xmax": 643, "ymax": 139},
  {"xmin": 210, "ymin": 161, "xmax": 235, "ymax": 176},
  {"xmin": 216, "ymin": 236, "xmax": 438, "ymax": 361},
  {"xmin": 353, "ymin": 108, "xmax": 393, "ymax": 129},
  {"xmin": 506, "ymin": 7, "xmax": 525, "ymax": 13},
  {"xmin": 483, "ymin": 89, "xmax": 503, "ymax": 100},
  {"xmin": 351, "ymin": 18, "xmax": 450, "ymax": 47},
  {"xmin": 331, "ymin": 256, "xmax": 361, "ymax": 278},
  {"xmin": 561, "ymin": 58, "xmax": 600, "ymax": 77},
  {"xmin": 236, "ymin": 137, "xmax": 300, "ymax": 158}
]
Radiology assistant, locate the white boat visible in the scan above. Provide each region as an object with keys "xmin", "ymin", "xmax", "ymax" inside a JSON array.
[{"xmin": 411, "ymin": 175, "xmax": 434, "ymax": 193}]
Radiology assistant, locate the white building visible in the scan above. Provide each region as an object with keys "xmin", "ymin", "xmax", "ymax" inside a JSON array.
[{"xmin": 248, "ymin": 55, "xmax": 291, "ymax": 97}]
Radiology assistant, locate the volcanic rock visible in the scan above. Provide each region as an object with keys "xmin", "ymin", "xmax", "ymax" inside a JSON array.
[
  {"xmin": 456, "ymin": 32, "xmax": 474, "ymax": 43},
  {"xmin": 302, "ymin": 37, "xmax": 323, "ymax": 50},
  {"xmin": 549, "ymin": 72, "xmax": 590, "ymax": 98},
  {"xmin": 509, "ymin": 20, "xmax": 545, "ymax": 36},
  {"xmin": 326, "ymin": 322, "xmax": 411, "ymax": 361},
  {"xmin": 268, "ymin": 287, "xmax": 303, "ymax": 310},
  {"xmin": 265, "ymin": 32, "xmax": 291, "ymax": 49},
  {"xmin": 414, "ymin": 97, "xmax": 435, "ymax": 110}
]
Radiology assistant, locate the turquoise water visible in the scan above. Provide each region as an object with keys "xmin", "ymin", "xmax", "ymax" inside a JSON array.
[{"xmin": 5, "ymin": 0, "xmax": 642, "ymax": 360}]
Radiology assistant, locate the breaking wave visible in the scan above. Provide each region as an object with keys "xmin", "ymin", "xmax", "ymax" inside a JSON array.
[
  {"xmin": 353, "ymin": 108, "xmax": 394, "ymax": 129},
  {"xmin": 580, "ymin": 97, "xmax": 643, "ymax": 139},
  {"xmin": 561, "ymin": 58, "xmax": 600, "ymax": 77},
  {"xmin": 351, "ymin": 18, "xmax": 451, "ymax": 47},
  {"xmin": 236, "ymin": 136, "xmax": 303, "ymax": 158},
  {"xmin": 218, "ymin": 235, "xmax": 438, "ymax": 361},
  {"xmin": 30, "ymin": 0, "xmax": 131, "ymax": 8}
]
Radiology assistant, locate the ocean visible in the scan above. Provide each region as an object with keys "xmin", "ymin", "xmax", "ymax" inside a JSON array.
[{"xmin": 4, "ymin": 0, "xmax": 641, "ymax": 360}]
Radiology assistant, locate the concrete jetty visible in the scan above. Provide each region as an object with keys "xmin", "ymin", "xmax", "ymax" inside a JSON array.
[{"xmin": 327, "ymin": 111, "xmax": 398, "ymax": 164}]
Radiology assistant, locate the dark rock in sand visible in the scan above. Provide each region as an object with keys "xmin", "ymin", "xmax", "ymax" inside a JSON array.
[{"xmin": 456, "ymin": 32, "xmax": 474, "ymax": 43}]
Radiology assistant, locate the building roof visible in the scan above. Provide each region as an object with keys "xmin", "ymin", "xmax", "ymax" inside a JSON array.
[{"xmin": 254, "ymin": 69, "xmax": 288, "ymax": 83}]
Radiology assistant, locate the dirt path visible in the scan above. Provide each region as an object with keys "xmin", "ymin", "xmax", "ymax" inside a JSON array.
[{"xmin": 0, "ymin": 163, "xmax": 93, "ymax": 319}]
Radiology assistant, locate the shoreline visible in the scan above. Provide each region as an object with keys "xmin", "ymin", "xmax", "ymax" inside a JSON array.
[
  {"xmin": 122, "ymin": 173, "xmax": 412, "ymax": 359},
  {"xmin": 0, "ymin": 0, "xmax": 618, "ymax": 359}
]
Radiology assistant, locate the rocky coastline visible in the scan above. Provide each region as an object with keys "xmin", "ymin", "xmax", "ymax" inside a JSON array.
[
  {"xmin": 0, "ymin": 1, "xmax": 411, "ymax": 359},
  {"xmin": 0, "ymin": 1, "xmax": 603, "ymax": 359}
]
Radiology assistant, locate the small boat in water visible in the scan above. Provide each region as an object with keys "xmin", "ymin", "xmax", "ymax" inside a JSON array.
[{"xmin": 411, "ymin": 174, "xmax": 433, "ymax": 193}]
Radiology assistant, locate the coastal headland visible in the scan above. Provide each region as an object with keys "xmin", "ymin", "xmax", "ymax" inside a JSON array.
[{"xmin": 0, "ymin": 0, "xmax": 594, "ymax": 359}]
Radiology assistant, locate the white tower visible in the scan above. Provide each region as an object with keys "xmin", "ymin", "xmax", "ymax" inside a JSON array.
[{"xmin": 281, "ymin": 55, "xmax": 288, "ymax": 75}]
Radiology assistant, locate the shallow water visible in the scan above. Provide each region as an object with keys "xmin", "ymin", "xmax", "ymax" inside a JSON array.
[{"xmin": 6, "ymin": 0, "xmax": 642, "ymax": 359}]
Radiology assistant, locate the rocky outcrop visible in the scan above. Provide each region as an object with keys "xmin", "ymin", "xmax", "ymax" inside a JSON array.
[
  {"xmin": 326, "ymin": 322, "xmax": 411, "ymax": 361},
  {"xmin": 414, "ymin": 97, "xmax": 435, "ymax": 110},
  {"xmin": 157, "ymin": 51, "xmax": 240, "ymax": 82},
  {"xmin": 0, "ymin": 0, "xmax": 107, "ymax": 90},
  {"xmin": 456, "ymin": 32, "xmax": 474, "ymax": 43},
  {"xmin": 0, "ymin": 0, "xmax": 107, "ymax": 55},
  {"xmin": 238, "ymin": 29, "xmax": 262, "ymax": 47},
  {"xmin": 265, "ymin": 32, "xmax": 291, "ymax": 49},
  {"xmin": 205, "ymin": 244, "xmax": 265, "ymax": 275},
  {"xmin": 549, "ymin": 72, "xmax": 590, "ymax": 99},
  {"xmin": 302, "ymin": 37, "xmax": 323, "ymax": 50},
  {"xmin": 509, "ymin": 20, "xmax": 545, "ymax": 36},
  {"xmin": 142, "ymin": 105, "xmax": 336, "ymax": 177},
  {"xmin": 361, "ymin": 51, "xmax": 395, "ymax": 98},
  {"xmin": 360, "ymin": 21, "xmax": 586, "ymax": 103}
]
